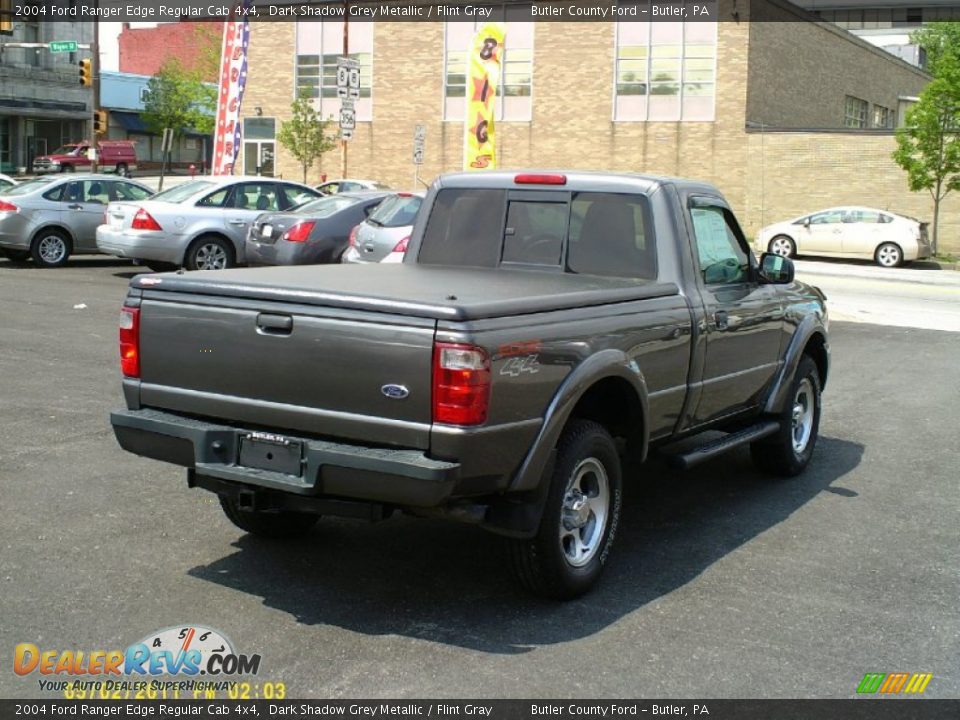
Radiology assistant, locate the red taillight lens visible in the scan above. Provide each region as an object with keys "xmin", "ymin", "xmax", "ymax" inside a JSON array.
[
  {"xmin": 514, "ymin": 173, "xmax": 567, "ymax": 185},
  {"xmin": 392, "ymin": 235, "xmax": 410, "ymax": 254},
  {"xmin": 131, "ymin": 208, "xmax": 162, "ymax": 231},
  {"xmin": 0, "ymin": 200, "xmax": 18, "ymax": 212},
  {"xmin": 432, "ymin": 342, "xmax": 490, "ymax": 426},
  {"xmin": 282, "ymin": 220, "xmax": 315, "ymax": 243},
  {"xmin": 348, "ymin": 224, "xmax": 360, "ymax": 247},
  {"xmin": 119, "ymin": 306, "xmax": 140, "ymax": 378}
]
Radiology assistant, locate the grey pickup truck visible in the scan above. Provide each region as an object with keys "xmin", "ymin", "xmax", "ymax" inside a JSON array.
[{"xmin": 110, "ymin": 170, "xmax": 829, "ymax": 599}]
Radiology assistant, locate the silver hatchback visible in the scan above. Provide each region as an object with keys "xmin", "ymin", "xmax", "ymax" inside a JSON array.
[
  {"xmin": 341, "ymin": 192, "xmax": 424, "ymax": 264},
  {"xmin": 0, "ymin": 175, "xmax": 153, "ymax": 267}
]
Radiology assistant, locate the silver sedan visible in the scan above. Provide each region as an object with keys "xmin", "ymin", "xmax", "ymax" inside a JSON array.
[
  {"xmin": 96, "ymin": 176, "xmax": 321, "ymax": 271},
  {"xmin": 0, "ymin": 174, "xmax": 153, "ymax": 267}
]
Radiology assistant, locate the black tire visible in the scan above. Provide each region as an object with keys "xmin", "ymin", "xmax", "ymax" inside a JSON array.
[
  {"xmin": 874, "ymin": 242, "xmax": 903, "ymax": 268},
  {"xmin": 768, "ymin": 235, "xmax": 796, "ymax": 258},
  {"xmin": 61, "ymin": 164, "xmax": 75, "ymax": 173},
  {"xmin": 218, "ymin": 496, "xmax": 319, "ymax": 538},
  {"xmin": 116, "ymin": 163, "xmax": 129, "ymax": 178},
  {"xmin": 2, "ymin": 249, "xmax": 30, "ymax": 262},
  {"xmin": 30, "ymin": 228, "xmax": 72, "ymax": 268},
  {"xmin": 751, "ymin": 355, "xmax": 821, "ymax": 477},
  {"xmin": 508, "ymin": 419, "xmax": 623, "ymax": 600},
  {"xmin": 185, "ymin": 235, "xmax": 234, "ymax": 271}
]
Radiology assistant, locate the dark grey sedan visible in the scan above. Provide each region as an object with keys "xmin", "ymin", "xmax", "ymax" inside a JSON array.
[{"xmin": 245, "ymin": 191, "xmax": 390, "ymax": 266}]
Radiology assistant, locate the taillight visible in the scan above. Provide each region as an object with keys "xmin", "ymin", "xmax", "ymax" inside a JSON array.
[
  {"xmin": 282, "ymin": 220, "xmax": 315, "ymax": 243},
  {"xmin": 392, "ymin": 235, "xmax": 410, "ymax": 254},
  {"xmin": 131, "ymin": 208, "xmax": 162, "ymax": 231},
  {"xmin": 348, "ymin": 224, "xmax": 360, "ymax": 247},
  {"xmin": 119, "ymin": 306, "xmax": 140, "ymax": 378},
  {"xmin": 514, "ymin": 173, "xmax": 567, "ymax": 185},
  {"xmin": 432, "ymin": 342, "xmax": 490, "ymax": 426},
  {"xmin": 0, "ymin": 200, "xmax": 18, "ymax": 212}
]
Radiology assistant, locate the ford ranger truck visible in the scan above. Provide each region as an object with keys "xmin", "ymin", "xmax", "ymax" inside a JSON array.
[
  {"xmin": 33, "ymin": 141, "xmax": 137, "ymax": 176},
  {"xmin": 110, "ymin": 171, "xmax": 829, "ymax": 599}
]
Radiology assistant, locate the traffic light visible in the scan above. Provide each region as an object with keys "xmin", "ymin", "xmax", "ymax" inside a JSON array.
[
  {"xmin": 93, "ymin": 110, "xmax": 108, "ymax": 135},
  {"xmin": 79, "ymin": 58, "xmax": 92, "ymax": 87}
]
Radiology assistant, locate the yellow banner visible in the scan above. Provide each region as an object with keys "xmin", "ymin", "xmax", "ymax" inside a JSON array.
[{"xmin": 464, "ymin": 23, "xmax": 506, "ymax": 170}]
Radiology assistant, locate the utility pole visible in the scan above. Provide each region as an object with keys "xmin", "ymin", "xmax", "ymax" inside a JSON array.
[
  {"xmin": 91, "ymin": 4, "xmax": 100, "ymax": 173},
  {"xmin": 340, "ymin": 2, "xmax": 348, "ymax": 179}
]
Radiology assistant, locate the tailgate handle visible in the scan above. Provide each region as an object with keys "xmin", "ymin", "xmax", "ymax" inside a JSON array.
[{"xmin": 256, "ymin": 313, "xmax": 293, "ymax": 335}]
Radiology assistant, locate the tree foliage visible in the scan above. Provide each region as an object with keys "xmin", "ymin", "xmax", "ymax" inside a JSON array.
[
  {"xmin": 277, "ymin": 94, "xmax": 338, "ymax": 183},
  {"xmin": 892, "ymin": 23, "xmax": 960, "ymax": 254},
  {"xmin": 142, "ymin": 58, "xmax": 216, "ymax": 140}
]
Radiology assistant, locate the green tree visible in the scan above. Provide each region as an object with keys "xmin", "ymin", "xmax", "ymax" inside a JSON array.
[
  {"xmin": 142, "ymin": 58, "xmax": 216, "ymax": 140},
  {"xmin": 892, "ymin": 24, "xmax": 960, "ymax": 255},
  {"xmin": 277, "ymin": 94, "xmax": 338, "ymax": 184}
]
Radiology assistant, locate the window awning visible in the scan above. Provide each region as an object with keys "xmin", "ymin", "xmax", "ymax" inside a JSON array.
[{"xmin": 111, "ymin": 111, "xmax": 148, "ymax": 133}]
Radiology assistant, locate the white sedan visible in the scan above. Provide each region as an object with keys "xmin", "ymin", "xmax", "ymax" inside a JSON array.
[{"xmin": 755, "ymin": 206, "xmax": 932, "ymax": 268}]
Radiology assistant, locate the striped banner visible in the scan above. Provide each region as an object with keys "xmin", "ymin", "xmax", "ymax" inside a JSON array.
[
  {"xmin": 212, "ymin": 1, "xmax": 252, "ymax": 176},
  {"xmin": 463, "ymin": 23, "xmax": 505, "ymax": 171}
]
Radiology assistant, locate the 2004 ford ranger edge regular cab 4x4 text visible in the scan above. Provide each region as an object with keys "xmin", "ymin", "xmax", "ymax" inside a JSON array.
[{"xmin": 110, "ymin": 171, "xmax": 829, "ymax": 599}]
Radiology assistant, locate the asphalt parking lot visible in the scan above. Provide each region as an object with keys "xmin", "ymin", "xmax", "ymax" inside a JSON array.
[{"xmin": 0, "ymin": 257, "xmax": 957, "ymax": 699}]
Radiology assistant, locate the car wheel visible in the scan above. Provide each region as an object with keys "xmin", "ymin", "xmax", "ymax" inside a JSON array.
[
  {"xmin": 2, "ymin": 249, "xmax": 30, "ymax": 262},
  {"xmin": 186, "ymin": 236, "xmax": 234, "ymax": 271},
  {"xmin": 30, "ymin": 229, "xmax": 72, "ymax": 268},
  {"xmin": 218, "ymin": 496, "xmax": 319, "ymax": 538},
  {"xmin": 61, "ymin": 165, "xmax": 74, "ymax": 173},
  {"xmin": 116, "ymin": 163, "xmax": 129, "ymax": 177},
  {"xmin": 508, "ymin": 419, "xmax": 622, "ymax": 600},
  {"xmin": 768, "ymin": 235, "xmax": 796, "ymax": 258},
  {"xmin": 875, "ymin": 242, "xmax": 903, "ymax": 268},
  {"xmin": 751, "ymin": 355, "xmax": 821, "ymax": 477}
]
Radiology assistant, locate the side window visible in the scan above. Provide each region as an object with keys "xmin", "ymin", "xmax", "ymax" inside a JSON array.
[
  {"xmin": 111, "ymin": 182, "xmax": 151, "ymax": 202},
  {"xmin": 502, "ymin": 201, "xmax": 565, "ymax": 266},
  {"xmin": 690, "ymin": 205, "xmax": 749, "ymax": 285},
  {"xmin": 568, "ymin": 192, "xmax": 655, "ymax": 279},
  {"xmin": 42, "ymin": 184, "xmax": 66, "ymax": 202},
  {"xmin": 858, "ymin": 210, "xmax": 882, "ymax": 223},
  {"xmin": 197, "ymin": 188, "xmax": 231, "ymax": 208},
  {"xmin": 418, "ymin": 188, "xmax": 505, "ymax": 268},
  {"xmin": 62, "ymin": 181, "xmax": 84, "ymax": 203},
  {"xmin": 84, "ymin": 180, "xmax": 110, "ymax": 205},
  {"xmin": 280, "ymin": 184, "xmax": 319, "ymax": 209},
  {"xmin": 809, "ymin": 210, "xmax": 843, "ymax": 225},
  {"xmin": 232, "ymin": 183, "xmax": 278, "ymax": 211}
]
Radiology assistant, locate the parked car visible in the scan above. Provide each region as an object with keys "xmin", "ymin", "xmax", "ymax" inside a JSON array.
[
  {"xmin": 246, "ymin": 190, "xmax": 391, "ymax": 266},
  {"xmin": 341, "ymin": 191, "xmax": 424, "ymax": 265},
  {"xmin": 96, "ymin": 176, "xmax": 322, "ymax": 271},
  {"xmin": 0, "ymin": 174, "xmax": 153, "ymax": 266},
  {"xmin": 315, "ymin": 178, "xmax": 391, "ymax": 195},
  {"xmin": 33, "ymin": 141, "xmax": 138, "ymax": 176},
  {"xmin": 0, "ymin": 174, "xmax": 18, "ymax": 192},
  {"xmin": 756, "ymin": 206, "xmax": 931, "ymax": 268}
]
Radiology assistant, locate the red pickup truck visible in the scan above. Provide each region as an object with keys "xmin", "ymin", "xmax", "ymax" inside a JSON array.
[{"xmin": 33, "ymin": 141, "xmax": 137, "ymax": 176}]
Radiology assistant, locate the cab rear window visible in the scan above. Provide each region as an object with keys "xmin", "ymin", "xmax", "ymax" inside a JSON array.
[{"xmin": 417, "ymin": 188, "xmax": 656, "ymax": 279}]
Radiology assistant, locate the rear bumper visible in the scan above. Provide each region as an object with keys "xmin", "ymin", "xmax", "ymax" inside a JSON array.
[
  {"xmin": 97, "ymin": 226, "xmax": 184, "ymax": 263},
  {"xmin": 110, "ymin": 407, "xmax": 461, "ymax": 507}
]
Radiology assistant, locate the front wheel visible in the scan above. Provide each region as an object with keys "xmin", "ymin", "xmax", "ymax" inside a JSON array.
[
  {"xmin": 768, "ymin": 235, "xmax": 796, "ymax": 258},
  {"xmin": 875, "ymin": 242, "xmax": 903, "ymax": 268},
  {"xmin": 508, "ymin": 419, "xmax": 622, "ymax": 600},
  {"xmin": 751, "ymin": 355, "xmax": 821, "ymax": 477},
  {"xmin": 31, "ymin": 229, "xmax": 71, "ymax": 268},
  {"xmin": 219, "ymin": 496, "xmax": 319, "ymax": 538}
]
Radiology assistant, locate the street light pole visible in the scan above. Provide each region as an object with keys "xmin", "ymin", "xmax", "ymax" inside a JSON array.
[{"xmin": 91, "ymin": 5, "xmax": 100, "ymax": 172}]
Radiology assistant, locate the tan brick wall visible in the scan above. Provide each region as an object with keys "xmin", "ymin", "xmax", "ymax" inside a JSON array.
[{"xmin": 743, "ymin": 131, "xmax": 960, "ymax": 253}]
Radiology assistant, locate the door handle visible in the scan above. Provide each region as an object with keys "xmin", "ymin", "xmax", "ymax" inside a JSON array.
[
  {"xmin": 68, "ymin": 204, "xmax": 83, "ymax": 210},
  {"xmin": 228, "ymin": 219, "xmax": 247, "ymax": 226},
  {"xmin": 256, "ymin": 313, "xmax": 293, "ymax": 335},
  {"xmin": 714, "ymin": 310, "xmax": 729, "ymax": 330}
]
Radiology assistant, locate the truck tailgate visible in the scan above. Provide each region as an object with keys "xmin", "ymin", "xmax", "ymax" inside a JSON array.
[{"xmin": 136, "ymin": 294, "xmax": 435, "ymax": 449}]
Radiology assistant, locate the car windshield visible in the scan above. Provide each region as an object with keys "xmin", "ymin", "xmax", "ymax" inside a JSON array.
[
  {"xmin": 1, "ymin": 177, "xmax": 58, "ymax": 196},
  {"xmin": 150, "ymin": 180, "xmax": 217, "ymax": 204},
  {"xmin": 367, "ymin": 195, "xmax": 422, "ymax": 228},
  {"xmin": 50, "ymin": 145, "xmax": 81, "ymax": 156},
  {"xmin": 295, "ymin": 196, "xmax": 359, "ymax": 217}
]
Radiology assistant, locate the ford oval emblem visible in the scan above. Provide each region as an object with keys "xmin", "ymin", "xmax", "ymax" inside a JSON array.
[{"xmin": 381, "ymin": 384, "xmax": 410, "ymax": 400}]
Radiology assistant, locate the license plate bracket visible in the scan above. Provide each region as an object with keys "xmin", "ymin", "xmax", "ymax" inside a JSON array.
[{"xmin": 238, "ymin": 432, "xmax": 303, "ymax": 476}]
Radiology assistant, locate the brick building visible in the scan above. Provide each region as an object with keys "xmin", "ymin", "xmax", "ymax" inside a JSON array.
[
  {"xmin": 238, "ymin": 0, "xmax": 958, "ymax": 250},
  {"xmin": 118, "ymin": 21, "xmax": 223, "ymax": 79}
]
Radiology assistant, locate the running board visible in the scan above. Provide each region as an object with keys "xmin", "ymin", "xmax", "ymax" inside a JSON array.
[{"xmin": 665, "ymin": 420, "xmax": 781, "ymax": 470}]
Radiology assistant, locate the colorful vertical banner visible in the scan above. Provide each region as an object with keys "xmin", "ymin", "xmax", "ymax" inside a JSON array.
[
  {"xmin": 464, "ymin": 23, "xmax": 506, "ymax": 170},
  {"xmin": 212, "ymin": 1, "xmax": 252, "ymax": 176}
]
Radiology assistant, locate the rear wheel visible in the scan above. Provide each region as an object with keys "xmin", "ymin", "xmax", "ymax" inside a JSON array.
[
  {"xmin": 116, "ymin": 162, "xmax": 129, "ymax": 178},
  {"xmin": 186, "ymin": 236, "xmax": 234, "ymax": 271},
  {"xmin": 875, "ymin": 242, "xmax": 903, "ymax": 268},
  {"xmin": 768, "ymin": 235, "xmax": 796, "ymax": 258},
  {"xmin": 30, "ymin": 229, "xmax": 71, "ymax": 268},
  {"xmin": 60, "ymin": 164, "xmax": 75, "ymax": 173},
  {"xmin": 508, "ymin": 419, "xmax": 622, "ymax": 600},
  {"xmin": 219, "ymin": 496, "xmax": 319, "ymax": 538},
  {"xmin": 2, "ymin": 249, "xmax": 30, "ymax": 262}
]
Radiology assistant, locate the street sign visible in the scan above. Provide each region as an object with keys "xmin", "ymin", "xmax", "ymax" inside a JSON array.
[
  {"xmin": 413, "ymin": 124, "xmax": 426, "ymax": 165},
  {"xmin": 339, "ymin": 98, "xmax": 356, "ymax": 141},
  {"xmin": 49, "ymin": 41, "xmax": 78, "ymax": 53},
  {"xmin": 337, "ymin": 57, "xmax": 361, "ymax": 100}
]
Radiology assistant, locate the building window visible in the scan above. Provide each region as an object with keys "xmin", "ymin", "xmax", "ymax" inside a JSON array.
[
  {"xmin": 615, "ymin": 20, "xmax": 717, "ymax": 122},
  {"xmin": 242, "ymin": 117, "xmax": 276, "ymax": 177},
  {"xmin": 844, "ymin": 96, "xmax": 868, "ymax": 128},
  {"xmin": 872, "ymin": 104, "xmax": 892, "ymax": 129},
  {"xmin": 295, "ymin": 22, "xmax": 372, "ymax": 122},
  {"xmin": 1, "ymin": 0, "xmax": 13, "ymax": 33},
  {"xmin": 443, "ymin": 21, "xmax": 533, "ymax": 122}
]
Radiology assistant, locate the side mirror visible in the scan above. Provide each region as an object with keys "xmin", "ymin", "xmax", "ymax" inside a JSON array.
[
  {"xmin": 803, "ymin": 217, "xmax": 811, "ymax": 228},
  {"xmin": 759, "ymin": 252, "xmax": 794, "ymax": 284}
]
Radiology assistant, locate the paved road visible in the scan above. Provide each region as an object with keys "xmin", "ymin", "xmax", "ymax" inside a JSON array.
[
  {"xmin": 795, "ymin": 259, "xmax": 960, "ymax": 332},
  {"xmin": 0, "ymin": 258, "xmax": 957, "ymax": 700}
]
